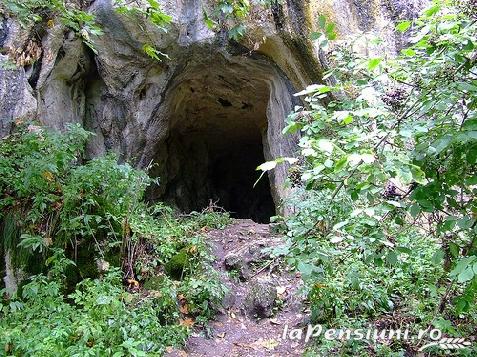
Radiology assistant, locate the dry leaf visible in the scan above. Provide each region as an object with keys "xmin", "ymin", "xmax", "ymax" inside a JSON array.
[
  {"xmin": 230, "ymin": 311, "xmax": 237, "ymax": 319},
  {"xmin": 179, "ymin": 318, "xmax": 195, "ymax": 327},
  {"xmin": 43, "ymin": 237, "xmax": 53, "ymax": 247},
  {"xmin": 179, "ymin": 304, "xmax": 189, "ymax": 314},
  {"xmin": 269, "ymin": 318, "xmax": 280, "ymax": 325},
  {"xmin": 251, "ymin": 338, "xmax": 279, "ymax": 351},
  {"xmin": 216, "ymin": 332, "xmax": 226, "ymax": 338},
  {"xmin": 187, "ymin": 245, "xmax": 198, "ymax": 254},
  {"xmin": 276, "ymin": 286, "xmax": 287, "ymax": 295},
  {"xmin": 42, "ymin": 171, "xmax": 54, "ymax": 182},
  {"xmin": 126, "ymin": 279, "xmax": 139, "ymax": 288},
  {"xmin": 148, "ymin": 290, "xmax": 162, "ymax": 298}
]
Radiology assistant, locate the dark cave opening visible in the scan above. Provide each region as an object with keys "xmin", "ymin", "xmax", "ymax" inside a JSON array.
[
  {"xmin": 157, "ymin": 66, "xmax": 278, "ymax": 223},
  {"xmin": 163, "ymin": 123, "xmax": 276, "ymax": 224},
  {"xmin": 208, "ymin": 138, "xmax": 275, "ymax": 223}
]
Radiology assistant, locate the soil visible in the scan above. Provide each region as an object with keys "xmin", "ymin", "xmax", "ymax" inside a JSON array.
[{"xmin": 166, "ymin": 219, "xmax": 307, "ymax": 357}]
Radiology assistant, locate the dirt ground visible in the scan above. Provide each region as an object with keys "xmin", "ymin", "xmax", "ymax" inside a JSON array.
[{"xmin": 166, "ymin": 219, "xmax": 307, "ymax": 357}]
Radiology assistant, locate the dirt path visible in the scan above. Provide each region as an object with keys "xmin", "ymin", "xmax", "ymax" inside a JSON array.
[{"xmin": 166, "ymin": 219, "xmax": 306, "ymax": 357}]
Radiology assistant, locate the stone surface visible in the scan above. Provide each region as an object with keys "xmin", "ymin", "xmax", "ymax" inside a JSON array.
[
  {"xmin": 244, "ymin": 279, "xmax": 277, "ymax": 318},
  {"xmin": 224, "ymin": 252, "xmax": 251, "ymax": 281},
  {"xmin": 0, "ymin": 60, "xmax": 36, "ymax": 136}
]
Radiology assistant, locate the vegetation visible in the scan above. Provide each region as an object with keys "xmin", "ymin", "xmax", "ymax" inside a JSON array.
[
  {"xmin": 2, "ymin": 0, "xmax": 103, "ymax": 51},
  {"xmin": 203, "ymin": 0, "xmax": 251, "ymax": 40},
  {"xmin": 261, "ymin": 0, "xmax": 477, "ymax": 354},
  {"xmin": 0, "ymin": 124, "xmax": 230, "ymax": 355},
  {"xmin": 1, "ymin": 0, "xmax": 171, "ymax": 59},
  {"xmin": 2, "ymin": 0, "xmax": 477, "ymax": 355}
]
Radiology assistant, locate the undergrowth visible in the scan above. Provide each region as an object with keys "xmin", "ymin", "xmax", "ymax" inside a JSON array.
[
  {"xmin": 262, "ymin": 0, "xmax": 477, "ymax": 355},
  {"xmin": 0, "ymin": 124, "xmax": 230, "ymax": 356}
]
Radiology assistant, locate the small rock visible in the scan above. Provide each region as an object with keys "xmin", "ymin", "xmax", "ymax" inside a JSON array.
[
  {"xmin": 220, "ymin": 289, "xmax": 236, "ymax": 309},
  {"xmin": 224, "ymin": 253, "xmax": 242, "ymax": 269},
  {"xmin": 224, "ymin": 253, "xmax": 250, "ymax": 280},
  {"xmin": 244, "ymin": 280, "xmax": 277, "ymax": 318},
  {"xmin": 248, "ymin": 244, "xmax": 270, "ymax": 262}
]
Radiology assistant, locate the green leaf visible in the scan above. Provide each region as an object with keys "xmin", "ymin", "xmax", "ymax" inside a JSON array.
[
  {"xmin": 334, "ymin": 156, "xmax": 348, "ymax": 171},
  {"xmin": 409, "ymin": 204, "xmax": 421, "ymax": 218},
  {"xmin": 229, "ymin": 24, "xmax": 246, "ymax": 40},
  {"xmin": 410, "ymin": 165, "xmax": 426, "ymax": 184},
  {"xmin": 256, "ymin": 161, "xmax": 277, "ymax": 172},
  {"xmin": 386, "ymin": 251, "xmax": 398, "ymax": 266},
  {"xmin": 360, "ymin": 153, "xmax": 375, "ymax": 164},
  {"xmin": 367, "ymin": 58, "xmax": 382, "ymax": 71},
  {"xmin": 333, "ymin": 111, "xmax": 352, "ymax": 124},
  {"xmin": 310, "ymin": 31, "xmax": 321, "ymax": 40},
  {"xmin": 297, "ymin": 261, "xmax": 317, "ymax": 277},
  {"xmin": 317, "ymin": 139, "xmax": 334, "ymax": 154},
  {"xmin": 424, "ymin": 5, "xmax": 441, "ymax": 17},
  {"xmin": 449, "ymin": 242, "xmax": 460, "ymax": 258},
  {"xmin": 401, "ymin": 48, "xmax": 416, "ymax": 57},
  {"xmin": 396, "ymin": 21, "xmax": 411, "ymax": 33},
  {"xmin": 396, "ymin": 246, "xmax": 412, "ymax": 255},
  {"xmin": 255, "ymin": 157, "xmax": 297, "ymax": 186},
  {"xmin": 294, "ymin": 84, "xmax": 331, "ymax": 97},
  {"xmin": 282, "ymin": 121, "xmax": 302, "ymax": 135},
  {"xmin": 318, "ymin": 15, "xmax": 326, "ymax": 29},
  {"xmin": 431, "ymin": 250, "xmax": 445, "ymax": 264},
  {"xmin": 458, "ymin": 268, "xmax": 474, "ymax": 283}
]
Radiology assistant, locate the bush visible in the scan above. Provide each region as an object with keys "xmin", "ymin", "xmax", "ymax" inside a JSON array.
[{"xmin": 0, "ymin": 124, "xmax": 230, "ymax": 355}]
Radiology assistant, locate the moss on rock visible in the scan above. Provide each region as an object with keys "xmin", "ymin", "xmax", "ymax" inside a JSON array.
[{"xmin": 164, "ymin": 248, "xmax": 189, "ymax": 280}]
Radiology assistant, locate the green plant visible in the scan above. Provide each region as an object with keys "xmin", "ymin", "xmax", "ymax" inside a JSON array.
[
  {"xmin": 260, "ymin": 0, "xmax": 477, "ymax": 354},
  {"xmin": 204, "ymin": 0, "xmax": 251, "ymax": 40},
  {"xmin": 115, "ymin": 0, "xmax": 172, "ymax": 61},
  {"xmin": 0, "ymin": 266, "xmax": 188, "ymax": 356},
  {"xmin": 3, "ymin": 0, "xmax": 103, "ymax": 51},
  {"xmin": 0, "ymin": 124, "xmax": 231, "ymax": 354}
]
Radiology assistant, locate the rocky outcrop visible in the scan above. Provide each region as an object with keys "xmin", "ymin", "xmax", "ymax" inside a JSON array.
[{"xmin": 0, "ymin": 0, "xmax": 426, "ymax": 215}]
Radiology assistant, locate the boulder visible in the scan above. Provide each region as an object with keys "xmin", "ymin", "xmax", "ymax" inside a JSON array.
[{"xmin": 244, "ymin": 280, "xmax": 277, "ymax": 318}]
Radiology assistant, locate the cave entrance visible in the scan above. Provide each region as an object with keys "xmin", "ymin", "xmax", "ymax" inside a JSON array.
[{"xmin": 159, "ymin": 57, "xmax": 278, "ymax": 223}]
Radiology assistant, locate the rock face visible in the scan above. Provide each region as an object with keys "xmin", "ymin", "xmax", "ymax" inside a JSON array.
[{"xmin": 0, "ymin": 0, "xmax": 426, "ymax": 216}]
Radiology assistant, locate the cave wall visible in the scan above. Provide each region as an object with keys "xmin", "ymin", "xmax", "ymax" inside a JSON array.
[{"xmin": 0, "ymin": 0, "xmax": 428, "ymax": 214}]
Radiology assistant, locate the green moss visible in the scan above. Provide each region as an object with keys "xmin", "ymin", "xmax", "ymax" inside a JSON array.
[{"xmin": 164, "ymin": 248, "xmax": 189, "ymax": 280}]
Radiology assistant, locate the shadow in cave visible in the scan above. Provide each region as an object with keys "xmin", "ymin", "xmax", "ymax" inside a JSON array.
[
  {"xmin": 209, "ymin": 139, "xmax": 275, "ymax": 224},
  {"xmin": 158, "ymin": 61, "xmax": 278, "ymax": 223},
  {"xmin": 163, "ymin": 127, "xmax": 276, "ymax": 224}
]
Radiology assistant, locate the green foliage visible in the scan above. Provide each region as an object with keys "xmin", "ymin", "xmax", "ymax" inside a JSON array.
[
  {"xmin": 115, "ymin": 0, "xmax": 172, "ymax": 31},
  {"xmin": 0, "ymin": 124, "xmax": 153, "ymax": 268},
  {"xmin": 3, "ymin": 0, "xmax": 103, "ymax": 52},
  {"xmin": 143, "ymin": 43, "xmax": 169, "ymax": 61},
  {"xmin": 115, "ymin": 0, "xmax": 172, "ymax": 61},
  {"xmin": 262, "ymin": 0, "xmax": 477, "ymax": 354},
  {"xmin": 0, "ymin": 267, "xmax": 188, "ymax": 356},
  {"xmin": 310, "ymin": 15, "xmax": 337, "ymax": 49},
  {"xmin": 204, "ymin": 0, "xmax": 251, "ymax": 40},
  {"xmin": 4, "ymin": 0, "xmax": 172, "ymax": 60},
  {"xmin": 0, "ymin": 124, "xmax": 231, "ymax": 354}
]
